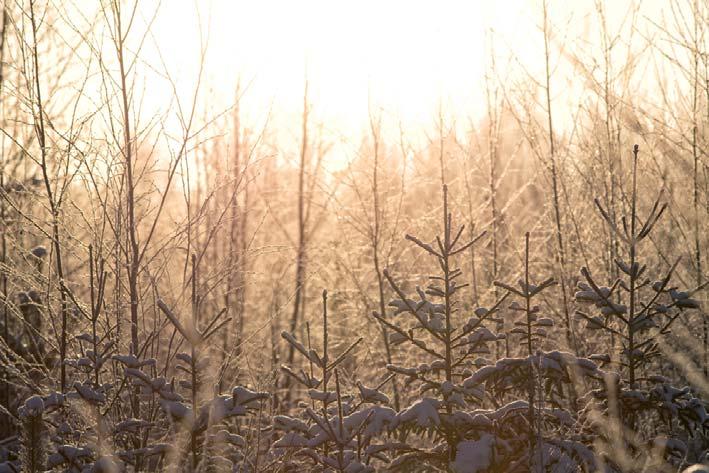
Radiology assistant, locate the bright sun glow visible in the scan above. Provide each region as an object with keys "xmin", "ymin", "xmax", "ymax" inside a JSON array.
[
  {"xmin": 139, "ymin": 1, "xmax": 560, "ymax": 135},
  {"xmin": 122, "ymin": 0, "xmax": 666, "ymax": 152}
]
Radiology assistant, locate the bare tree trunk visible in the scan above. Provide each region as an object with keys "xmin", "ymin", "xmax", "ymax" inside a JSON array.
[
  {"xmin": 110, "ymin": 1, "xmax": 140, "ymax": 358},
  {"xmin": 542, "ymin": 0, "xmax": 576, "ymax": 354},
  {"xmin": 687, "ymin": 0, "xmax": 706, "ymax": 375},
  {"xmin": 369, "ymin": 113, "xmax": 400, "ymax": 411},
  {"xmin": 287, "ymin": 80, "xmax": 309, "ymax": 367},
  {"xmin": 109, "ymin": 1, "xmax": 141, "ymax": 423},
  {"xmin": 238, "ymin": 166, "xmax": 249, "ymax": 341},
  {"xmin": 226, "ymin": 87, "xmax": 245, "ymax": 359},
  {"xmin": 29, "ymin": 0, "xmax": 70, "ymax": 391},
  {"xmin": 0, "ymin": 2, "xmax": 10, "ymax": 436},
  {"xmin": 484, "ymin": 55, "xmax": 503, "ymax": 357}
]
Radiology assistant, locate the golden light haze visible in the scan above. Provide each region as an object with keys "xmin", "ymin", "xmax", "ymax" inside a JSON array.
[
  {"xmin": 2, "ymin": 0, "xmax": 708, "ymax": 469},
  {"xmin": 119, "ymin": 0, "xmax": 669, "ymax": 149}
]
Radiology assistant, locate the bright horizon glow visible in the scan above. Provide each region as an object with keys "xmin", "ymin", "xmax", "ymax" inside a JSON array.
[
  {"xmin": 88, "ymin": 0, "xmax": 671, "ymax": 163},
  {"xmin": 146, "ymin": 0, "xmax": 507, "ymax": 136}
]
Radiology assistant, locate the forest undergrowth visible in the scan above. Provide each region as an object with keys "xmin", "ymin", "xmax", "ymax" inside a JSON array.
[{"xmin": 1, "ymin": 0, "xmax": 709, "ymax": 472}]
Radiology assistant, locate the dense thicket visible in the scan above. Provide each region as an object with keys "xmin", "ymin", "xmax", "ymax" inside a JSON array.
[{"xmin": 1, "ymin": 0, "xmax": 708, "ymax": 471}]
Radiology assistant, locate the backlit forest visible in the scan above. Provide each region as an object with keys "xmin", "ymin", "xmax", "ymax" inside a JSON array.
[{"xmin": 1, "ymin": 0, "xmax": 708, "ymax": 471}]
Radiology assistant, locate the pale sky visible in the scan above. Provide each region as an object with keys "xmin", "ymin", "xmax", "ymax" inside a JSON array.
[
  {"xmin": 55, "ymin": 0, "xmax": 676, "ymax": 161},
  {"xmin": 145, "ymin": 0, "xmax": 556, "ymax": 134}
]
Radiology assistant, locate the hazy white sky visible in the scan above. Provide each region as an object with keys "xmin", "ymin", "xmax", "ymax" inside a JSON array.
[
  {"xmin": 145, "ymin": 0, "xmax": 554, "ymax": 133},
  {"xmin": 77, "ymin": 0, "xmax": 671, "ymax": 154}
]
